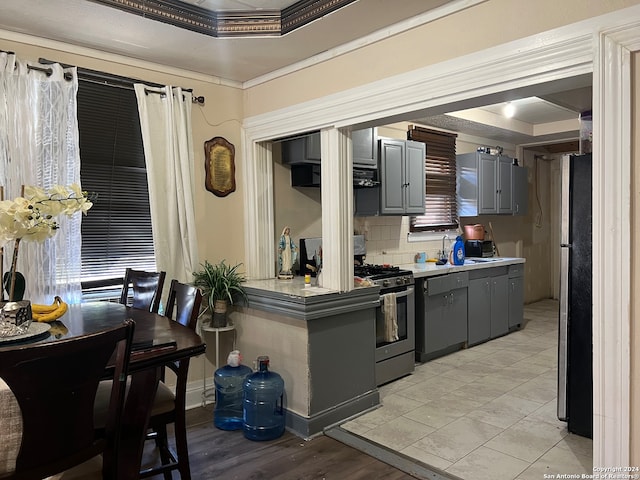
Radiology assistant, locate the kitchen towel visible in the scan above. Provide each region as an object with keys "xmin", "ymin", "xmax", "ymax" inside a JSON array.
[{"xmin": 382, "ymin": 292, "xmax": 398, "ymax": 342}]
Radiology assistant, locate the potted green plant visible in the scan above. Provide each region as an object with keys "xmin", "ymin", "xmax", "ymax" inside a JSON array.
[{"xmin": 193, "ymin": 260, "xmax": 247, "ymax": 328}]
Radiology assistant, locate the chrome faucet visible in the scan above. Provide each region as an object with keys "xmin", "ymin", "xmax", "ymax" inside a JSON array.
[{"xmin": 440, "ymin": 234, "xmax": 449, "ymax": 260}]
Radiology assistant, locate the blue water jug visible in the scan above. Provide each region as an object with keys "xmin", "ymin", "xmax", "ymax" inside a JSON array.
[
  {"xmin": 214, "ymin": 350, "xmax": 253, "ymax": 430},
  {"xmin": 243, "ymin": 356, "xmax": 285, "ymax": 441}
]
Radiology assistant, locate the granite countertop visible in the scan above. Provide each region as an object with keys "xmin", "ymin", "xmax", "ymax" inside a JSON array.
[
  {"xmin": 243, "ymin": 277, "xmax": 340, "ymax": 298},
  {"xmin": 400, "ymin": 257, "xmax": 525, "ymax": 279},
  {"xmin": 243, "ymin": 257, "xmax": 525, "ymax": 298}
]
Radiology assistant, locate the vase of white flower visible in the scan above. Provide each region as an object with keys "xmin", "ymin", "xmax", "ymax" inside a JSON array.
[{"xmin": 0, "ymin": 184, "xmax": 93, "ymax": 303}]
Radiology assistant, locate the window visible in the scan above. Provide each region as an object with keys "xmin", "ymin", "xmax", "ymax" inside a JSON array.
[
  {"xmin": 77, "ymin": 78, "xmax": 156, "ymax": 294},
  {"xmin": 407, "ymin": 126, "xmax": 458, "ymax": 232}
]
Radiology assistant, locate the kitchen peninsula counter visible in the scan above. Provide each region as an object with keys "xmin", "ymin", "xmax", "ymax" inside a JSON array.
[
  {"xmin": 234, "ymin": 276, "xmax": 380, "ymax": 439},
  {"xmin": 242, "ymin": 277, "xmax": 380, "ymax": 320}
]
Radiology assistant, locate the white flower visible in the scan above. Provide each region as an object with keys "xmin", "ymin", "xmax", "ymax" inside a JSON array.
[{"xmin": 0, "ymin": 184, "xmax": 93, "ymax": 247}]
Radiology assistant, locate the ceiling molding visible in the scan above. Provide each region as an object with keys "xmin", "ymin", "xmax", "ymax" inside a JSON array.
[{"xmin": 87, "ymin": 0, "xmax": 356, "ymax": 38}]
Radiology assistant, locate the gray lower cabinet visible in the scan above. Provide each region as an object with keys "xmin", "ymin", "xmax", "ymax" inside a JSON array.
[
  {"xmin": 508, "ymin": 264, "xmax": 524, "ymax": 328},
  {"xmin": 490, "ymin": 275, "xmax": 509, "ymax": 338},
  {"xmin": 416, "ymin": 272, "xmax": 468, "ymax": 361},
  {"xmin": 467, "ymin": 267, "xmax": 509, "ymax": 346},
  {"xmin": 468, "ymin": 278, "xmax": 491, "ymax": 345}
]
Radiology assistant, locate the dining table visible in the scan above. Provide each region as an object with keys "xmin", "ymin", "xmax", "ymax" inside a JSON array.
[{"xmin": 0, "ymin": 301, "xmax": 206, "ymax": 480}]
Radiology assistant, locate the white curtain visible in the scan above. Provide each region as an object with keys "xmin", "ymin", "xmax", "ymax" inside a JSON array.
[
  {"xmin": 134, "ymin": 84, "xmax": 199, "ymax": 284},
  {"xmin": 0, "ymin": 52, "xmax": 83, "ymax": 303}
]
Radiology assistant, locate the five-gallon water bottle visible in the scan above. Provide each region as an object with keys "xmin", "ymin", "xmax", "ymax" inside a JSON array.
[
  {"xmin": 242, "ymin": 355, "xmax": 285, "ymax": 441},
  {"xmin": 213, "ymin": 350, "xmax": 253, "ymax": 430}
]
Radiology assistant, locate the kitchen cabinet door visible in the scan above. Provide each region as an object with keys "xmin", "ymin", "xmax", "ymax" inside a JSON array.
[
  {"xmin": 508, "ymin": 264, "xmax": 524, "ymax": 328},
  {"xmin": 379, "ymin": 138, "xmax": 426, "ymax": 215},
  {"xmin": 497, "ymin": 156, "xmax": 514, "ymax": 214},
  {"xmin": 379, "ymin": 139, "xmax": 405, "ymax": 214},
  {"xmin": 468, "ymin": 278, "xmax": 491, "ymax": 345},
  {"xmin": 512, "ymin": 166, "xmax": 528, "ymax": 215},
  {"xmin": 449, "ymin": 287, "xmax": 468, "ymax": 344},
  {"xmin": 405, "ymin": 140, "xmax": 427, "ymax": 214},
  {"xmin": 352, "ymin": 128, "xmax": 377, "ymax": 168},
  {"xmin": 490, "ymin": 274, "xmax": 509, "ymax": 338},
  {"xmin": 478, "ymin": 153, "xmax": 498, "ymax": 214},
  {"xmin": 423, "ymin": 292, "xmax": 450, "ymax": 355}
]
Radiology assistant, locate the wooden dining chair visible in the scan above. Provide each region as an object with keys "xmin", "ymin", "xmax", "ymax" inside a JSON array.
[
  {"xmin": 119, "ymin": 268, "xmax": 166, "ymax": 313},
  {"xmin": 140, "ymin": 279, "xmax": 203, "ymax": 480},
  {"xmin": 0, "ymin": 320, "xmax": 135, "ymax": 480}
]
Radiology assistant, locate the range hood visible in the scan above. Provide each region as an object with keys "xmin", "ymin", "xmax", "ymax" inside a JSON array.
[{"xmin": 291, "ymin": 164, "xmax": 378, "ymax": 188}]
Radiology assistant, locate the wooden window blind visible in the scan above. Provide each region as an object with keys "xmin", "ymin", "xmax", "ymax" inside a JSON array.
[
  {"xmin": 77, "ymin": 79, "xmax": 156, "ymax": 288},
  {"xmin": 407, "ymin": 126, "xmax": 458, "ymax": 231}
]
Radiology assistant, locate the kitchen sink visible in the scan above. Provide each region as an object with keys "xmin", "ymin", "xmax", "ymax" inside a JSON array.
[{"xmin": 465, "ymin": 258, "xmax": 500, "ymax": 263}]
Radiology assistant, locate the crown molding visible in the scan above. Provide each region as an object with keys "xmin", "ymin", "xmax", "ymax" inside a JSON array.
[{"xmin": 87, "ymin": 0, "xmax": 356, "ymax": 38}]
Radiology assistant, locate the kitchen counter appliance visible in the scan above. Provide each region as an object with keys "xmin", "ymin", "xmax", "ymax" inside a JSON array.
[
  {"xmin": 464, "ymin": 239, "xmax": 494, "ymax": 257},
  {"xmin": 355, "ymin": 264, "xmax": 415, "ymax": 386}
]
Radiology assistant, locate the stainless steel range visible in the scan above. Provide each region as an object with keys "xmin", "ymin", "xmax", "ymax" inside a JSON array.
[{"xmin": 355, "ymin": 264, "xmax": 415, "ymax": 386}]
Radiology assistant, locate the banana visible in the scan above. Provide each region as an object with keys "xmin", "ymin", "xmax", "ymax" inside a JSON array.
[
  {"xmin": 32, "ymin": 296, "xmax": 68, "ymax": 322},
  {"xmin": 31, "ymin": 297, "xmax": 62, "ymax": 314}
]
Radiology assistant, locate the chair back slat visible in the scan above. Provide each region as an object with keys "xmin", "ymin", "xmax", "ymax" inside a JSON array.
[
  {"xmin": 120, "ymin": 268, "xmax": 166, "ymax": 313},
  {"xmin": 164, "ymin": 279, "xmax": 203, "ymax": 331}
]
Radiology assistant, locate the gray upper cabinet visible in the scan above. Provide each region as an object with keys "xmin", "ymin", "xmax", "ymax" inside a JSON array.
[
  {"xmin": 282, "ymin": 128, "xmax": 376, "ymax": 167},
  {"xmin": 512, "ymin": 165, "xmax": 528, "ymax": 215},
  {"xmin": 281, "ymin": 132, "xmax": 321, "ymax": 165},
  {"xmin": 379, "ymin": 138, "xmax": 426, "ymax": 215},
  {"xmin": 458, "ymin": 152, "xmax": 527, "ymax": 216},
  {"xmin": 352, "ymin": 128, "xmax": 378, "ymax": 168}
]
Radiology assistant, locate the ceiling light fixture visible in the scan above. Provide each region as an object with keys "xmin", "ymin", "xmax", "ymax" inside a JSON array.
[{"xmin": 503, "ymin": 102, "xmax": 516, "ymax": 118}]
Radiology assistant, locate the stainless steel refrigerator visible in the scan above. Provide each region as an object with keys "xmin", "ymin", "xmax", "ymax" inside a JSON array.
[{"xmin": 557, "ymin": 153, "xmax": 592, "ymax": 438}]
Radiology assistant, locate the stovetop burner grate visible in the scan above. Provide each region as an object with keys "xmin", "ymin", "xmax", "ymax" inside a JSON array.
[{"xmin": 354, "ymin": 264, "xmax": 411, "ymax": 279}]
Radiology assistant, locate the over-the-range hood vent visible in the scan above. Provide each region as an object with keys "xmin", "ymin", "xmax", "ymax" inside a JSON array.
[{"xmin": 291, "ymin": 164, "xmax": 379, "ymax": 188}]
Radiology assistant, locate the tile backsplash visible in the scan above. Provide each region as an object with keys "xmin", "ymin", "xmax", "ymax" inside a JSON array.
[{"xmin": 354, "ymin": 216, "xmax": 458, "ymax": 266}]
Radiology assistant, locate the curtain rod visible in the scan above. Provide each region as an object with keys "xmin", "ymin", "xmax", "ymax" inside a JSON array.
[
  {"xmin": 27, "ymin": 64, "xmax": 74, "ymax": 81},
  {"xmin": 1, "ymin": 51, "xmax": 73, "ymax": 81},
  {"xmin": 38, "ymin": 57, "xmax": 205, "ymax": 104}
]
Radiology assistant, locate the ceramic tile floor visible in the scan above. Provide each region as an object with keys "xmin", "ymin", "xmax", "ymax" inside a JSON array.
[{"xmin": 341, "ymin": 299, "xmax": 593, "ymax": 480}]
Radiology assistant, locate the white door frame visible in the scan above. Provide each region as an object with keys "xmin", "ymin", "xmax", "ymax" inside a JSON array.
[{"xmin": 243, "ymin": 5, "xmax": 640, "ymax": 466}]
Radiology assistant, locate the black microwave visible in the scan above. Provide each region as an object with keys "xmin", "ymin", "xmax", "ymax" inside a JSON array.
[{"xmin": 465, "ymin": 240, "xmax": 494, "ymax": 257}]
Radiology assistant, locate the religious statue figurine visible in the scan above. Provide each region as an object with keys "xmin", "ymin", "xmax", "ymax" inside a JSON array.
[{"xmin": 278, "ymin": 226, "xmax": 297, "ymax": 279}]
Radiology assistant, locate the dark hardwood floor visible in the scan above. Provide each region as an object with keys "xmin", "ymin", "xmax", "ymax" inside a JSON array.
[{"xmin": 142, "ymin": 404, "xmax": 419, "ymax": 479}]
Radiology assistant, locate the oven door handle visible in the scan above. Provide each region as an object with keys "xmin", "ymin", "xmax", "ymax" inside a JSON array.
[{"xmin": 382, "ymin": 286, "xmax": 414, "ymax": 299}]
